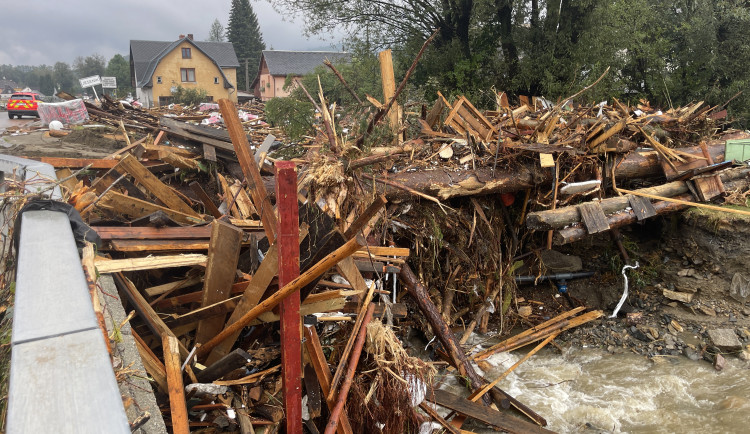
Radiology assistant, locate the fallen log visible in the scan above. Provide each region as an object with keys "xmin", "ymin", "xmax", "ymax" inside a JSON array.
[
  {"xmin": 365, "ymin": 143, "xmax": 730, "ymax": 201},
  {"xmin": 527, "ymin": 167, "xmax": 750, "ymax": 231}
]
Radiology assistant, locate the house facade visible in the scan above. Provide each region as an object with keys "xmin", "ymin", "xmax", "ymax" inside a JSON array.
[
  {"xmin": 130, "ymin": 34, "xmax": 239, "ymax": 108},
  {"xmin": 252, "ymin": 50, "xmax": 349, "ymax": 101}
]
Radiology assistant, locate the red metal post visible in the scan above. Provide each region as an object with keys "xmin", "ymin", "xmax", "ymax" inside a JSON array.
[{"xmin": 276, "ymin": 161, "xmax": 302, "ymax": 433}]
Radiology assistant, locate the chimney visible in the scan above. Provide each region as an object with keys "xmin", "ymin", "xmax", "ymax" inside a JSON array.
[
  {"xmin": 179, "ymin": 34, "xmax": 185, "ymax": 39},
  {"xmin": 187, "ymin": 34, "xmax": 194, "ymax": 40}
]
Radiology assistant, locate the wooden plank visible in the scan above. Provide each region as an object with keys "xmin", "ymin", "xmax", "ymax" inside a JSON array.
[
  {"xmin": 205, "ymin": 244, "xmax": 279, "ymax": 365},
  {"xmin": 163, "ymin": 335, "xmax": 189, "ymax": 434},
  {"xmin": 627, "ymin": 194, "xmax": 656, "ymax": 221},
  {"xmin": 578, "ymin": 202, "xmax": 610, "ymax": 234},
  {"xmin": 36, "ymin": 156, "xmax": 159, "ymax": 169},
  {"xmin": 97, "ymin": 191, "xmax": 203, "ymax": 225},
  {"xmin": 228, "ymin": 181, "xmax": 258, "ymax": 218},
  {"xmin": 196, "ymin": 236, "xmax": 365, "ymax": 360},
  {"xmin": 190, "ymin": 181, "xmax": 223, "ymax": 218},
  {"xmin": 133, "ymin": 330, "xmax": 168, "ymax": 393},
  {"xmin": 355, "ymin": 246, "xmax": 409, "ymax": 257},
  {"xmin": 276, "ymin": 161, "xmax": 303, "ymax": 433},
  {"xmin": 195, "ymin": 220, "xmax": 244, "ymax": 345},
  {"xmin": 218, "ymin": 98, "xmax": 278, "ymax": 243},
  {"xmin": 693, "ymin": 175, "xmax": 724, "ymax": 201},
  {"xmin": 165, "ymin": 295, "xmax": 242, "ymax": 328},
  {"xmin": 156, "ymin": 280, "xmax": 248, "ymax": 308},
  {"xmin": 114, "ymin": 273, "xmax": 189, "ymax": 359},
  {"xmin": 378, "ymin": 49, "xmax": 399, "ymax": 135},
  {"xmin": 196, "ymin": 348, "xmax": 252, "ymax": 383},
  {"xmin": 145, "ymin": 276, "xmax": 203, "ymax": 298},
  {"xmin": 255, "ymin": 134, "xmax": 276, "ymax": 162},
  {"xmin": 106, "ymin": 239, "xmax": 210, "ymax": 252},
  {"xmin": 427, "ymin": 389, "xmax": 553, "ymax": 433},
  {"xmin": 118, "ymin": 153, "xmax": 198, "ymax": 217},
  {"xmin": 95, "ymin": 254, "xmax": 207, "ymax": 273},
  {"xmin": 426, "ymin": 97, "xmax": 445, "ymax": 129},
  {"xmin": 218, "ymin": 173, "xmax": 242, "ymax": 218},
  {"xmin": 303, "ymin": 326, "xmax": 354, "ymax": 434},
  {"xmin": 202, "ymin": 143, "xmax": 217, "ymax": 162},
  {"xmin": 94, "ymin": 226, "xmax": 212, "ymax": 240}
]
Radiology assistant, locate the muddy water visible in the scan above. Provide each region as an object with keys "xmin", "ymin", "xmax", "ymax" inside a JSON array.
[{"xmin": 477, "ymin": 348, "xmax": 750, "ymax": 433}]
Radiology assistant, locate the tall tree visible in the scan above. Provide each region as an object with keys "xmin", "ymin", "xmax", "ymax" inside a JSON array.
[
  {"xmin": 227, "ymin": 0, "xmax": 266, "ymax": 91},
  {"xmin": 53, "ymin": 62, "xmax": 76, "ymax": 92},
  {"xmin": 208, "ymin": 19, "xmax": 225, "ymax": 42},
  {"xmin": 73, "ymin": 54, "xmax": 106, "ymax": 78},
  {"xmin": 106, "ymin": 54, "xmax": 134, "ymax": 97}
]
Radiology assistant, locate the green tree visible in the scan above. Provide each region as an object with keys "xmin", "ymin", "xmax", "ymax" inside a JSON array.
[
  {"xmin": 73, "ymin": 54, "xmax": 106, "ymax": 79},
  {"xmin": 53, "ymin": 62, "xmax": 76, "ymax": 93},
  {"xmin": 227, "ymin": 0, "xmax": 266, "ymax": 91},
  {"xmin": 38, "ymin": 73, "xmax": 54, "ymax": 96},
  {"xmin": 208, "ymin": 19, "xmax": 225, "ymax": 42},
  {"xmin": 106, "ymin": 54, "xmax": 133, "ymax": 97}
]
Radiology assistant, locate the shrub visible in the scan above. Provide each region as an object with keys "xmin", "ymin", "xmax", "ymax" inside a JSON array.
[
  {"xmin": 171, "ymin": 85, "xmax": 208, "ymax": 106},
  {"xmin": 264, "ymin": 97, "xmax": 314, "ymax": 141}
]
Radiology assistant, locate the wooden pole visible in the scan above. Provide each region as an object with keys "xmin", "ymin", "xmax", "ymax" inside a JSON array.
[
  {"xmin": 324, "ymin": 303, "xmax": 375, "ymax": 434},
  {"xmin": 163, "ymin": 335, "xmax": 189, "ymax": 434},
  {"xmin": 196, "ymin": 235, "xmax": 365, "ymax": 359},
  {"xmin": 276, "ymin": 161, "xmax": 303, "ymax": 433},
  {"xmin": 218, "ymin": 98, "xmax": 278, "ymax": 243}
]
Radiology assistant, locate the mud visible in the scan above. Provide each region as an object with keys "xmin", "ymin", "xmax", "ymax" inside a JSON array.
[{"xmin": 1, "ymin": 128, "xmax": 126, "ymax": 159}]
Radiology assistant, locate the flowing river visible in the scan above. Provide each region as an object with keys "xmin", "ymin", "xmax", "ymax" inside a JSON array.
[{"xmin": 463, "ymin": 347, "xmax": 750, "ymax": 433}]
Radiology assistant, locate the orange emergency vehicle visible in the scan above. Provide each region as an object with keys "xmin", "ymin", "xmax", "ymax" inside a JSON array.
[{"xmin": 6, "ymin": 92, "xmax": 42, "ymax": 119}]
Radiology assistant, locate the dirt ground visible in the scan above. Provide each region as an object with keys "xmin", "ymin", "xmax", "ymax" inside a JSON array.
[{"xmin": 1, "ymin": 127, "xmax": 127, "ymax": 159}]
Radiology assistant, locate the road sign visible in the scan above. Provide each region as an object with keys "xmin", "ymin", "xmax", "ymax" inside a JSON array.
[
  {"xmin": 79, "ymin": 75, "xmax": 102, "ymax": 88},
  {"xmin": 101, "ymin": 77, "xmax": 117, "ymax": 89}
]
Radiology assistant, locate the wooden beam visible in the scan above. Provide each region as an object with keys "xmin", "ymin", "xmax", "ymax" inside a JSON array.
[
  {"xmin": 117, "ymin": 153, "xmax": 198, "ymax": 217},
  {"xmin": 378, "ymin": 49, "xmax": 399, "ymax": 137},
  {"xmin": 94, "ymin": 254, "xmax": 207, "ymax": 274},
  {"xmin": 195, "ymin": 348, "xmax": 252, "ymax": 383},
  {"xmin": 303, "ymin": 326, "xmax": 353, "ymax": 434},
  {"xmin": 195, "ymin": 220, "xmax": 244, "ymax": 345},
  {"xmin": 114, "ymin": 273, "xmax": 189, "ymax": 360},
  {"xmin": 277, "ymin": 161, "xmax": 302, "ymax": 433},
  {"xmin": 218, "ymin": 98, "xmax": 277, "ymax": 243},
  {"xmin": 426, "ymin": 389, "xmax": 554, "ymax": 434},
  {"xmin": 97, "ymin": 191, "xmax": 203, "ymax": 225},
  {"xmin": 163, "ymin": 335, "xmax": 189, "ymax": 434},
  {"xmin": 197, "ymin": 235, "xmax": 365, "ymax": 360},
  {"xmin": 94, "ymin": 226, "xmax": 212, "ymax": 240},
  {"xmin": 190, "ymin": 181, "xmax": 223, "ymax": 218},
  {"xmin": 133, "ymin": 330, "xmax": 168, "ymax": 393}
]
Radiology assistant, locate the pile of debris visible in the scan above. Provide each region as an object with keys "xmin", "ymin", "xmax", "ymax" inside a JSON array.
[{"xmin": 5, "ymin": 52, "xmax": 750, "ymax": 432}]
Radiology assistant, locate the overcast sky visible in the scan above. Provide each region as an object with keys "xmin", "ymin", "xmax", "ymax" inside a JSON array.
[{"xmin": 0, "ymin": 0, "xmax": 341, "ymax": 66}]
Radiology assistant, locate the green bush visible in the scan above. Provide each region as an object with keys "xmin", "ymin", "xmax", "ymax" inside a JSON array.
[
  {"xmin": 264, "ymin": 97, "xmax": 315, "ymax": 141},
  {"xmin": 171, "ymin": 85, "xmax": 209, "ymax": 106}
]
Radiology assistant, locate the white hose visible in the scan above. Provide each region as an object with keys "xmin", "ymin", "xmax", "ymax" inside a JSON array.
[{"xmin": 610, "ymin": 262, "xmax": 639, "ymax": 318}]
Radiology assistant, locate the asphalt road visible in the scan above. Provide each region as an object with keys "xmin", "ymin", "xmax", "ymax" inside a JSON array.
[{"xmin": 0, "ymin": 112, "xmax": 33, "ymax": 131}]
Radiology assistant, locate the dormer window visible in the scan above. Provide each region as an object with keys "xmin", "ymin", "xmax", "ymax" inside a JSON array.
[
  {"xmin": 156, "ymin": 76, "xmax": 162, "ymax": 84},
  {"xmin": 182, "ymin": 48, "xmax": 191, "ymax": 59}
]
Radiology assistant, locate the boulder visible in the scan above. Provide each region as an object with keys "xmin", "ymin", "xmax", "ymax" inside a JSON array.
[{"xmin": 707, "ymin": 329, "xmax": 743, "ymax": 351}]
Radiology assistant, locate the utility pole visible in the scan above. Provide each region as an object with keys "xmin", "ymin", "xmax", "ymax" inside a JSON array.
[{"xmin": 245, "ymin": 59, "xmax": 249, "ymax": 92}]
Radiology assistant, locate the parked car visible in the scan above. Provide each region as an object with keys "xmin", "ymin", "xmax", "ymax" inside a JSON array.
[{"xmin": 6, "ymin": 92, "xmax": 42, "ymax": 118}]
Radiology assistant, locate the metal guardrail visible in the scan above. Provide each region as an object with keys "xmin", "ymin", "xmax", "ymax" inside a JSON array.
[{"xmin": 1, "ymin": 155, "xmax": 129, "ymax": 434}]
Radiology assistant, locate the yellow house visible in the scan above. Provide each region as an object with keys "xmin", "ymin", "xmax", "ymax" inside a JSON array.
[{"xmin": 129, "ymin": 34, "xmax": 239, "ymax": 108}]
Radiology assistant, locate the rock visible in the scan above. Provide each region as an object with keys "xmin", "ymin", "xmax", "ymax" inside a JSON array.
[
  {"xmin": 626, "ymin": 312, "xmax": 643, "ymax": 326},
  {"xmin": 647, "ymin": 327, "xmax": 660, "ymax": 340},
  {"xmin": 663, "ymin": 289, "xmax": 694, "ymax": 303},
  {"xmin": 684, "ymin": 347, "xmax": 701, "ymax": 361},
  {"xmin": 714, "ymin": 353, "xmax": 726, "ymax": 371},
  {"xmin": 707, "ymin": 329, "xmax": 743, "ymax": 351},
  {"xmin": 698, "ymin": 305, "xmax": 716, "ymax": 316},
  {"xmin": 631, "ymin": 328, "xmax": 651, "ymax": 342},
  {"xmin": 739, "ymin": 350, "xmax": 750, "ymax": 362},
  {"xmin": 678, "ymin": 268, "xmax": 695, "ymax": 277}
]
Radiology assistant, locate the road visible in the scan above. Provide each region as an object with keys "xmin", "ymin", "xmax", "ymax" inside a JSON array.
[{"xmin": 0, "ymin": 113, "xmax": 33, "ymax": 132}]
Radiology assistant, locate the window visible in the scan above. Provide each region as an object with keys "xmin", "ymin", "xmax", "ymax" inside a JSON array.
[
  {"xmin": 156, "ymin": 76, "xmax": 162, "ymax": 84},
  {"xmin": 182, "ymin": 47, "xmax": 191, "ymax": 59},
  {"xmin": 214, "ymin": 77, "xmax": 219, "ymax": 84},
  {"xmin": 180, "ymin": 68, "xmax": 196, "ymax": 82},
  {"xmin": 158, "ymin": 96, "xmax": 174, "ymax": 106}
]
